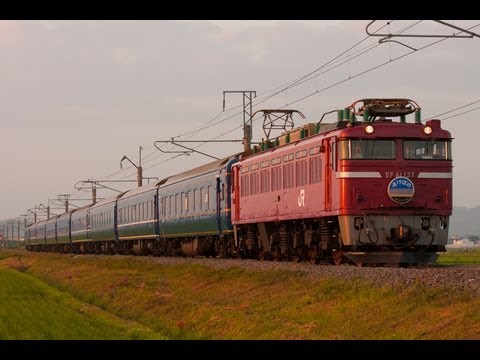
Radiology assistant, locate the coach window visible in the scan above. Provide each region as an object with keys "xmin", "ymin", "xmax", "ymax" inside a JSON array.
[
  {"xmin": 200, "ymin": 187, "xmax": 205, "ymax": 210},
  {"xmin": 208, "ymin": 185, "xmax": 213, "ymax": 209},
  {"xmin": 193, "ymin": 189, "xmax": 197, "ymax": 212},
  {"xmin": 184, "ymin": 192, "xmax": 189, "ymax": 213}
]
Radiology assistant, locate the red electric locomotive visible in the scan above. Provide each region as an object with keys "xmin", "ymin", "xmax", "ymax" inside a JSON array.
[{"xmin": 231, "ymin": 99, "xmax": 452, "ymax": 265}]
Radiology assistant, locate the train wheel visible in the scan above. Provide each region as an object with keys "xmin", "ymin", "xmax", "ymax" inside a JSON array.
[
  {"xmin": 259, "ymin": 249, "xmax": 270, "ymax": 261},
  {"xmin": 308, "ymin": 246, "xmax": 318, "ymax": 264},
  {"xmin": 272, "ymin": 246, "xmax": 281, "ymax": 261},
  {"xmin": 330, "ymin": 250, "xmax": 343, "ymax": 266}
]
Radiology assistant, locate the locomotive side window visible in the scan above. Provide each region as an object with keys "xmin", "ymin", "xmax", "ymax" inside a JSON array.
[
  {"xmin": 271, "ymin": 166, "xmax": 282, "ymax": 191},
  {"xmin": 283, "ymin": 163, "xmax": 294, "ymax": 189},
  {"xmin": 260, "ymin": 169, "xmax": 270, "ymax": 193},
  {"xmin": 309, "ymin": 157, "xmax": 322, "ymax": 184},
  {"xmin": 339, "ymin": 140, "xmax": 396, "ymax": 160},
  {"xmin": 403, "ymin": 140, "xmax": 451, "ymax": 160},
  {"xmin": 250, "ymin": 172, "xmax": 259, "ymax": 195},
  {"xmin": 296, "ymin": 160, "xmax": 308, "ymax": 187},
  {"xmin": 240, "ymin": 175, "xmax": 249, "ymax": 197}
]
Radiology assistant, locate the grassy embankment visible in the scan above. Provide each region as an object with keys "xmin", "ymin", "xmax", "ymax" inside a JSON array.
[
  {"xmin": 0, "ymin": 252, "xmax": 165, "ymax": 339},
  {"xmin": 0, "ymin": 250, "xmax": 479, "ymax": 339}
]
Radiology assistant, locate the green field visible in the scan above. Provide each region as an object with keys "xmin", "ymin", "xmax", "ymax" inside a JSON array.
[
  {"xmin": 0, "ymin": 259, "xmax": 166, "ymax": 339},
  {"xmin": 1, "ymin": 250, "xmax": 479, "ymax": 340},
  {"xmin": 438, "ymin": 248, "xmax": 480, "ymax": 265}
]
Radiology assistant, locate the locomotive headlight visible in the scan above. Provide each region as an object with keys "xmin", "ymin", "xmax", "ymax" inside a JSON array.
[
  {"xmin": 423, "ymin": 125, "xmax": 433, "ymax": 135},
  {"xmin": 364, "ymin": 125, "xmax": 374, "ymax": 134}
]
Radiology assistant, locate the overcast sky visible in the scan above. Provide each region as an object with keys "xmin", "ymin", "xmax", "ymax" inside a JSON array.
[{"xmin": 1, "ymin": 20, "xmax": 479, "ymax": 221}]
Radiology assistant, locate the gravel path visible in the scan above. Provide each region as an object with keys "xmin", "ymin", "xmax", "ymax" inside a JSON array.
[{"xmin": 131, "ymin": 256, "xmax": 480, "ymax": 295}]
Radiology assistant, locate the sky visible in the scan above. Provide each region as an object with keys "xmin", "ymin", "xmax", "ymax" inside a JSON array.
[{"xmin": 1, "ymin": 20, "xmax": 479, "ymax": 221}]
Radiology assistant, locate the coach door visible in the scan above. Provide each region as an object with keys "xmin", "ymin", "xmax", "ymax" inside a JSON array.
[
  {"xmin": 154, "ymin": 193, "xmax": 160, "ymax": 237},
  {"xmin": 324, "ymin": 137, "xmax": 337, "ymax": 212},
  {"xmin": 232, "ymin": 166, "xmax": 240, "ymax": 221}
]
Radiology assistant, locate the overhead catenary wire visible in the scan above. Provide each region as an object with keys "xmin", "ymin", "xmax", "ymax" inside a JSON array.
[
  {"xmin": 440, "ymin": 105, "xmax": 480, "ymax": 121},
  {"xmin": 425, "ymin": 99, "xmax": 480, "ymax": 120},
  {"xmin": 21, "ymin": 21, "xmax": 480, "ymax": 215},
  {"xmin": 90, "ymin": 21, "xmax": 398, "ymax": 183},
  {"xmin": 89, "ymin": 21, "xmax": 480, "ymax": 192},
  {"xmin": 268, "ymin": 23, "xmax": 480, "ymax": 110}
]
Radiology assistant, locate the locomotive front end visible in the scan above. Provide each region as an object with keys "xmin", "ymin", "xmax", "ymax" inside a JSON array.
[{"xmin": 336, "ymin": 99, "xmax": 452, "ymax": 265}]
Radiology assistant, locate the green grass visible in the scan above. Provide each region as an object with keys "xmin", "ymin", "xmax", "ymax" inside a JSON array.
[
  {"xmin": 438, "ymin": 248, "xmax": 480, "ymax": 265},
  {"xmin": 1, "ymin": 250, "xmax": 479, "ymax": 339},
  {"xmin": 0, "ymin": 265, "xmax": 166, "ymax": 339}
]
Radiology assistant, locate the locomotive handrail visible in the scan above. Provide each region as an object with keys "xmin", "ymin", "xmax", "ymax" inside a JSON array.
[{"xmin": 346, "ymin": 98, "xmax": 422, "ymax": 123}]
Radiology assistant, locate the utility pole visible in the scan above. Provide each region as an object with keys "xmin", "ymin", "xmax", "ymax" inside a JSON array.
[
  {"xmin": 0, "ymin": 225, "xmax": 4, "ymax": 247},
  {"xmin": 223, "ymin": 90, "xmax": 256, "ymax": 153},
  {"xmin": 57, "ymin": 195, "xmax": 70, "ymax": 213},
  {"xmin": 37, "ymin": 203, "xmax": 50, "ymax": 219},
  {"xmin": 27, "ymin": 208, "xmax": 36, "ymax": 224},
  {"xmin": 17, "ymin": 219, "xmax": 20, "ymax": 243},
  {"xmin": 120, "ymin": 146, "xmax": 144, "ymax": 187}
]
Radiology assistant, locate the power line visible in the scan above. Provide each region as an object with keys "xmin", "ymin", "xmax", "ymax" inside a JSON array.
[
  {"xmin": 142, "ymin": 22, "xmax": 480, "ymax": 174},
  {"xmin": 18, "ymin": 21, "xmax": 480, "ymax": 220},
  {"xmin": 265, "ymin": 23, "xmax": 480, "ymax": 110},
  {"xmin": 441, "ymin": 105, "xmax": 480, "ymax": 121},
  {"xmin": 87, "ymin": 22, "xmax": 396, "ymax": 184},
  {"xmin": 425, "ymin": 99, "xmax": 480, "ymax": 120}
]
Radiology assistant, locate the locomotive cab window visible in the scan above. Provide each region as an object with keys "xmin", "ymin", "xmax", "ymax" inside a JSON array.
[
  {"xmin": 403, "ymin": 140, "xmax": 451, "ymax": 160},
  {"xmin": 339, "ymin": 139, "xmax": 396, "ymax": 160}
]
